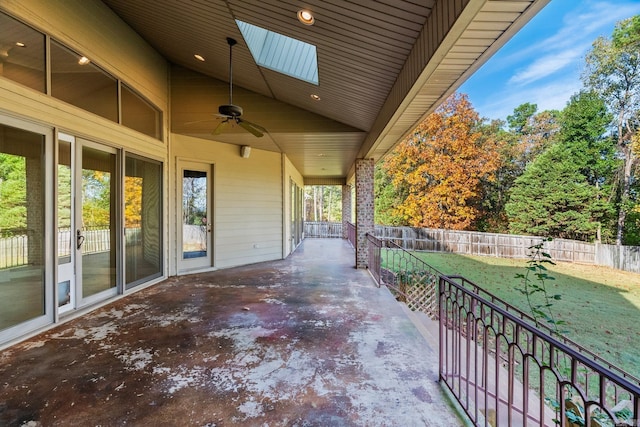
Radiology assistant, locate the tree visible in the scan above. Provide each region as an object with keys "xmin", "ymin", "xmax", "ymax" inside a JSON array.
[
  {"xmin": 477, "ymin": 105, "xmax": 559, "ymax": 233},
  {"xmin": 124, "ymin": 176, "xmax": 143, "ymax": 227},
  {"xmin": 506, "ymin": 143, "xmax": 607, "ymax": 241},
  {"xmin": 583, "ymin": 15, "xmax": 640, "ymax": 244},
  {"xmin": 0, "ymin": 154, "xmax": 27, "ymax": 231},
  {"xmin": 558, "ymin": 91, "xmax": 618, "ymax": 241},
  {"xmin": 383, "ymin": 93, "xmax": 502, "ymax": 229},
  {"xmin": 374, "ymin": 163, "xmax": 405, "ymax": 225},
  {"xmin": 559, "ymin": 91, "xmax": 615, "ymax": 184},
  {"xmin": 303, "ymin": 185, "xmax": 342, "ymax": 222},
  {"xmin": 507, "ymin": 102, "xmax": 538, "ymax": 134},
  {"xmin": 475, "ymin": 119, "xmax": 517, "ymax": 232}
]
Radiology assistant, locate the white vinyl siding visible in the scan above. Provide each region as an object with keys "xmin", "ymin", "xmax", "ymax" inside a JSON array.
[{"xmin": 170, "ymin": 134, "xmax": 283, "ymax": 271}]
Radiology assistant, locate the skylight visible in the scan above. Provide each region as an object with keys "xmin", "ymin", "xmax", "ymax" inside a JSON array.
[{"xmin": 236, "ymin": 20, "xmax": 319, "ymax": 85}]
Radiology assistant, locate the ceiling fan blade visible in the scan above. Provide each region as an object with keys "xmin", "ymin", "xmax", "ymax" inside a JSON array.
[
  {"xmin": 184, "ymin": 119, "xmax": 216, "ymax": 125},
  {"xmin": 241, "ymin": 119, "xmax": 267, "ymax": 133},
  {"xmin": 237, "ymin": 119, "xmax": 265, "ymax": 138},
  {"xmin": 212, "ymin": 119, "xmax": 229, "ymax": 135}
]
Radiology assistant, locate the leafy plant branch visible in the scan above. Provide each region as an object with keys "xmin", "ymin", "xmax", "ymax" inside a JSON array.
[{"xmin": 515, "ymin": 237, "xmax": 566, "ymax": 336}]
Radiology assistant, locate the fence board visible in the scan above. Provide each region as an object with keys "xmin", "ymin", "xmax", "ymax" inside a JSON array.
[{"xmin": 309, "ymin": 223, "xmax": 638, "ymax": 274}]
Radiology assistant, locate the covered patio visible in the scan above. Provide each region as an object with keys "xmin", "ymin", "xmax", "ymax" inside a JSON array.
[{"xmin": 0, "ymin": 238, "xmax": 461, "ymax": 426}]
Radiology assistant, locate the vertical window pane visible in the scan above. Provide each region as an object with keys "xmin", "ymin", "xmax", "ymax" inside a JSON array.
[
  {"xmin": 50, "ymin": 40, "xmax": 117, "ymax": 122},
  {"xmin": 0, "ymin": 12, "xmax": 45, "ymax": 92},
  {"xmin": 0, "ymin": 124, "xmax": 45, "ymax": 330},
  {"xmin": 121, "ymin": 84, "xmax": 162, "ymax": 140},
  {"xmin": 125, "ymin": 155, "xmax": 162, "ymax": 288},
  {"xmin": 58, "ymin": 140, "xmax": 72, "ymax": 264}
]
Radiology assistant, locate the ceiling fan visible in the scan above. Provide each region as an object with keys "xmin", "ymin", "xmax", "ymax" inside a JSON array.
[{"xmin": 213, "ymin": 37, "xmax": 266, "ymax": 138}]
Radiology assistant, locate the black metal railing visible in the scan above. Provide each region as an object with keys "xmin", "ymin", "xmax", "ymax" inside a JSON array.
[
  {"xmin": 365, "ymin": 233, "xmax": 640, "ymax": 426},
  {"xmin": 366, "ymin": 233, "xmax": 442, "ymax": 318},
  {"xmin": 347, "ymin": 222, "xmax": 356, "ymax": 248},
  {"xmin": 439, "ymin": 275, "xmax": 640, "ymax": 427}
]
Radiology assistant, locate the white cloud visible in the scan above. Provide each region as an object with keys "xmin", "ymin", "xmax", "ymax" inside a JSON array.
[
  {"xmin": 508, "ymin": 45, "xmax": 585, "ymax": 85},
  {"xmin": 506, "ymin": 1, "xmax": 640, "ymax": 86},
  {"xmin": 475, "ymin": 77, "xmax": 582, "ymax": 121}
]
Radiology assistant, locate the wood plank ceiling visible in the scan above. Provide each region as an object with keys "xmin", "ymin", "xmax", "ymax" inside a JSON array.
[{"xmin": 101, "ymin": 0, "xmax": 549, "ymax": 182}]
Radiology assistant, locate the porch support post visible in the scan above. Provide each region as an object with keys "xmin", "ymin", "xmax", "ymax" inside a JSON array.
[
  {"xmin": 341, "ymin": 184, "xmax": 351, "ymax": 239},
  {"xmin": 355, "ymin": 158, "xmax": 374, "ymax": 269}
]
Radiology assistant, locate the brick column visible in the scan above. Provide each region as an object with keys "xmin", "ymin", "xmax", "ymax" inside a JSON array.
[
  {"xmin": 341, "ymin": 184, "xmax": 351, "ymax": 239},
  {"xmin": 355, "ymin": 159, "xmax": 374, "ymax": 269}
]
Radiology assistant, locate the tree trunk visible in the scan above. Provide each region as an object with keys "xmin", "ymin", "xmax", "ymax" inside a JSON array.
[
  {"xmin": 616, "ymin": 144, "xmax": 635, "ymax": 245},
  {"xmin": 313, "ymin": 187, "xmax": 318, "ymax": 222},
  {"xmin": 327, "ymin": 187, "xmax": 333, "ymax": 222}
]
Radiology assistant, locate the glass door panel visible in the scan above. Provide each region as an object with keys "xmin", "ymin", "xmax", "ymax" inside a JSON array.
[
  {"xmin": 178, "ymin": 161, "xmax": 212, "ymax": 273},
  {"xmin": 125, "ymin": 154, "xmax": 162, "ymax": 289},
  {"xmin": 0, "ymin": 123, "xmax": 46, "ymax": 331},
  {"xmin": 79, "ymin": 144, "xmax": 117, "ymax": 300}
]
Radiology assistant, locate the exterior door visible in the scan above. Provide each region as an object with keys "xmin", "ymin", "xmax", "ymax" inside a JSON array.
[
  {"xmin": 57, "ymin": 134, "xmax": 119, "ymax": 311},
  {"xmin": 178, "ymin": 161, "xmax": 212, "ymax": 273}
]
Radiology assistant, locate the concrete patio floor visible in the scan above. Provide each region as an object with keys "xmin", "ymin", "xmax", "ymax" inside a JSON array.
[{"xmin": 0, "ymin": 239, "xmax": 462, "ymax": 426}]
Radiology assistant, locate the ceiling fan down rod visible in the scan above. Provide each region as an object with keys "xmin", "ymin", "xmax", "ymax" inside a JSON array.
[{"xmin": 227, "ymin": 37, "xmax": 236, "ymax": 105}]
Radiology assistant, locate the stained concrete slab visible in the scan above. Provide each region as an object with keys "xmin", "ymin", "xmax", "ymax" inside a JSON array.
[{"xmin": 0, "ymin": 239, "xmax": 462, "ymax": 426}]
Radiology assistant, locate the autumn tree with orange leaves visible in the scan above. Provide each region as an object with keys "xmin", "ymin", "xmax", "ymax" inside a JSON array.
[{"xmin": 383, "ymin": 93, "xmax": 503, "ymax": 230}]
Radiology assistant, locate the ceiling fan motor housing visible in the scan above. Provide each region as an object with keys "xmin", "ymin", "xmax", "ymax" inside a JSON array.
[{"xmin": 219, "ymin": 104, "xmax": 243, "ymax": 117}]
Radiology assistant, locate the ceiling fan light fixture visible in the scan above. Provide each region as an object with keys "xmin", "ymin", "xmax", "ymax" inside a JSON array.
[
  {"xmin": 297, "ymin": 9, "xmax": 315, "ymax": 25},
  {"xmin": 194, "ymin": 54, "xmax": 205, "ymax": 62}
]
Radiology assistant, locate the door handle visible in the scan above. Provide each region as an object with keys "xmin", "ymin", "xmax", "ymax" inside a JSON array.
[{"xmin": 76, "ymin": 229, "xmax": 85, "ymax": 249}]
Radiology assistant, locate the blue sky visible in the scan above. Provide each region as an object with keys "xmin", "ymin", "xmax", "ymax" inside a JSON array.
[{"xmin": 459, "ymin": 0, "xmax": 640, "ymax": 122}]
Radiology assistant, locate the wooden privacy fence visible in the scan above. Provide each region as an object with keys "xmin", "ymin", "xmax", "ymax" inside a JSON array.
[
  {"xmin": 375, "ymin": 226, "xmax": 596, "ymax": 263},
  {"xmin": 304, "ymin": 222, "xmax": 640, "ymax": 274},
  {"xmin": 596, "ymin": 243, "xmax": 640, "ymax": 273},
  {"xmin": 304, "ymin": 221, "xmax": 343, "ymax": 238}
]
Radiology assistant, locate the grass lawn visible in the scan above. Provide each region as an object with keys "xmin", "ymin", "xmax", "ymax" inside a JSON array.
[{"xmin": 408, "ymin": 251, "xmax": 640, "ymax": 380}]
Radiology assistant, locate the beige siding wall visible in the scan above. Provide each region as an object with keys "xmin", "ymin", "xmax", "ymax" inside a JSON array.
[
  {"xmin": 170, "ymin": 134, "xmax": 284, "ymax": 272},
  {"xmin": 283, "ymin": 155, "xmax": 304, "ymax": 256}
]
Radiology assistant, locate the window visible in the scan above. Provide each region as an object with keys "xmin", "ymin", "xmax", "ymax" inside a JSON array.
[
  {"xmin": 50, "ymin": 39, "xmax": 118, "ymax": 122},
  {"xmin": 0, "ymin": 10, "xmax": 163, "ymax": 141},
  {"xmin": 121, "ymin": 84, "xmax": 162, "ymax": 140},
  {"xmin": 236, "ymin": 20, "xmax": 319, "ymax": 85},
  {"xmin": 0, "ymin": 13, "xmax": 45, "ymax": 92}
]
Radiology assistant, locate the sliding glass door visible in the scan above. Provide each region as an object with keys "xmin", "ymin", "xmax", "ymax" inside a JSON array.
[
  {"xmin": 125, "ymin": 154, "xmax": 163, "ymax": 288},
  {"xmin": 57, "ymin": 135, "xmax": 118, "ymax": 310},
  {"xmin": 0, "ymin": 119, "xmax": 51, "ymax": 335}
]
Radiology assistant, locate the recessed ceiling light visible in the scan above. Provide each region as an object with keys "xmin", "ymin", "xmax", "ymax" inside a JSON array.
[
  {"xmin": 15, "ymin": 42, "xmax": 25, "ymax": 47},
  {"xmin": 297, "ymin": 9, "xmax": 315, "ymax": 25},
  {"xmin": 194, "ymin": 54, "xmax": 205, "ymax": 62},
  {"xmin": 78, "ymin": 56, "xmax": 90, "ymax": 65},
  {"xmin": 310, "ymin": 94, "xmax": 321, "ymax": 101}
]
